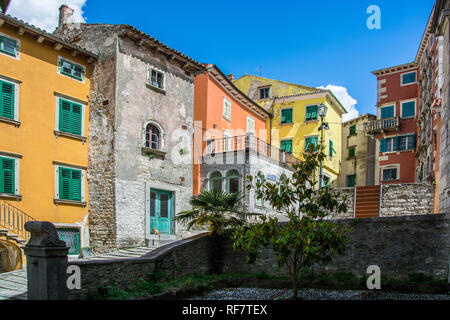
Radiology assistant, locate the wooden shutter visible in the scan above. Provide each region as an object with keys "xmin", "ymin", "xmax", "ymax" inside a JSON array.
[
  {"xmin": 59, "ymin": 99, "xmax": 72, "ymax": 133},
  {"xmin": 0, "ymin": 80, "xmax": 14, "ymax": 119},
  {"xmin": 0, "ymin": 157, "xmax": 15, "ymax": 194},
  {"xmin": 71, "ymin": 170, "xmax": 82, "ymax": 201},
  {"xmin": 380, "ymin": 139, "xmax": 386, "ymax": 153},
  {"xmin": 59, "ymin": 168, "xmax": 71, "ymax": 200},
  {"xmin": 71, "ymin": 103, "xmax": 82, "ymax": 135}
]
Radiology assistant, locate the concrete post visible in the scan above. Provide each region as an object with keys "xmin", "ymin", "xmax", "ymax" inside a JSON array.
[{"xmin": 23, "ymin": 221, "xmax": 69, "ymax": 300}]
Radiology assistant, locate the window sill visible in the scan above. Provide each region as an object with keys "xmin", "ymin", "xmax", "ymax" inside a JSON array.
[
  {"xmin": 0, "ymin": 193, "xmax": 22, "ymax": 201},
  {"xmin": 54, "ymin": 130, "xmax": 87, "ymax": 143},
  {"xmin": 141, "ymin": 147, "xmax": 167, "ymax": 157},
  {"xmin": 305, "ymin": 119, "xmax": 319, "ymax": 124},
  {"xmin": 280, "ymin": 122, "xmax": 293, "ymax": 126},
  {"xmin": 146, "ymin": 83, "xmax": 166, "ymax": 95},
  {"xmin": 0, "ymin": 116, "xmax": 20, "ymax": 128},
  {"xmin": 54, "ymin": 199, "xmax": 87, "ymax": 207},
  {"xmin": 223, "ymin": 116, "xmax": 231, "ymax": 122}
]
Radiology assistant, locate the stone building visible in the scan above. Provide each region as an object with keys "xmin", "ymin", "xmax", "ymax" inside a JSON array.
[
  {"xmin": 338, "ymin": 114, "xmax": 376, "ymax": 187},
  {"xmin": 54, "ymin": 6, "xmax": 204, "ymax": 253},
  {"xmin": 431, "ymin": 0, "xmax": 450, "ymax": 213}
]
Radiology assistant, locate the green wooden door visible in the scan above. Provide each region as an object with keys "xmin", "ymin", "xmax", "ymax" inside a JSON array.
[{"xmin": 150, "ymin": 189, "xmax": 173, "ymax": 235}]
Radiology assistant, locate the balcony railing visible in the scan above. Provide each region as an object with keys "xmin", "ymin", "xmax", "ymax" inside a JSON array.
[
  {"xmin": 206, "ymin": 135, "xmax": 301, "ymax": 166},
  {"xmin": 364, "ymin": 117, "xmax": 399, "ymax": 134},
  {"xmin": 0, "ymin": 200, "xmax": 35, "ymax": 241}
]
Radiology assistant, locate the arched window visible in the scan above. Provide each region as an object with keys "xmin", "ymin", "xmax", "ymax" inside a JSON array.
[
  {"xmin": 209, "ymin": 172, "xmax": 222, "ymax": 193},
  {"xmin": 255, "ymin": 171, "xmax": 265, "ymax": 207},
  {"xmin": 146, "ymin": 124, "xmax": 160, "ymax": 150},
  {"xmin": 226, "ymin": 170, "xmax": 240, "ymax": 194}
]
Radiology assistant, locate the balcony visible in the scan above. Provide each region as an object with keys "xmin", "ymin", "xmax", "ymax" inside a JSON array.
[
  {"xmin": 205, "ymin": 135, "xmax": 301, "ymax": 167},
  {"xmin": 364, "ymin": 117, "xmax": 399, "ymax": 134}
]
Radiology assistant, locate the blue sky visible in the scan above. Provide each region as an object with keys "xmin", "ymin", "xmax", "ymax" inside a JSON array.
[{"xmin": 10, "ymin": 0, "xmax": 436, "ymax": 119}]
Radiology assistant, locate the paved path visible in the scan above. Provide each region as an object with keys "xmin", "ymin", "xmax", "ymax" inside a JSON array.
[{"xmin": 0, "ymin": 246, "xmax": 164, "ymax": 300}]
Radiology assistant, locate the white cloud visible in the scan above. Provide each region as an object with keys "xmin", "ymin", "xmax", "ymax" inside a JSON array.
[
  {"xmin": 318, "ymin": 85, "xmax": 360, "ymax": 122},
  {"xmin": 7, "ymin": 0, "xmax": 87, "ymax": 32}
]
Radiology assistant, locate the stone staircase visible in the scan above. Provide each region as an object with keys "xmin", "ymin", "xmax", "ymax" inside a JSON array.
[
  {"xmin": 354, "ymin": 186, "xmax": 381, "ymax": 218},
  {"xmin": 0, "ymin": 241, "xmax": 176, "ymax": 300}
]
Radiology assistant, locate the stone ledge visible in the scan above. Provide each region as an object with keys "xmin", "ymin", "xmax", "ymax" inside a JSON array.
[
  {"xmin": 145, "ymin": 83, "xmax": 166, "ymax": 95},
  {"xmin": 54, "ymin": 130, "xmax": 87, "ymax": 143},
  {"xmin": 0, "ymin": 193, "xmax": 22, "ymax": 201},
  {"xmin": 141, "ymin": 147, "xmax": 167, "ymax": 157},
  {"xmin": 53, "ymin": 199, "xmax": 87, "ymax": 207},
  {"xmin": 0, "ymin": 116, "xmax": 20, "ymax": 127}
]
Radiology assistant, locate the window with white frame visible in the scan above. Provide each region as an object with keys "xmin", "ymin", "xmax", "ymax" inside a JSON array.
[
  {"xmin": 259, "ymin": 87, "xmax": 270, "ymax": 99},
  {"xmin": 58, "ymin": 57, "xmax": 85, "ymax": 82},
  {"xmin": 55, "ymin": 95, "xmax": 86, "ymax": 137},
  {"xmin": 149, "ymin": 68, "xmax": 165, "ymax": 90},
  {"xmin": 223, "ymin": 98, "xmax": 231, "ymax": 120},
  {"xmin": 54, "ymin": 165, "xmax": 86, "ymax": 203},
  {"xmin": 247, "ymin": 116, "xmax": 255, "ymax": 134},
  {"xmin": 401, "ymin": 71, "xmax": 417, "ymax": 86},
  {"xmin": 382, "ymin": 167, "xmax": 398, "ymax": 182},
  {"xmin": 0, "ymin": 76, "xmax": 20, "ymax": 122},
  {"xmin": 0, "ymin": 155, "xmax": 19, "ymax": 196},
  {"xmin": 0, "ymin": 33, "xmax": 20, "ymax": 59}
]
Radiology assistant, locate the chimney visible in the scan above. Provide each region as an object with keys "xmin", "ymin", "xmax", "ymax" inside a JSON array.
[
  {"xmin": 227, "ymin": 74, "xmax": 235, "ymax": 81},
  {"xmin": 58, "ymin": 5, "xmax": 74, "ymax": 29}
]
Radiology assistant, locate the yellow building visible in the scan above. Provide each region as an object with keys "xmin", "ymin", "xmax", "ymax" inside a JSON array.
[
  {"xmin": 0, "ymin": 13, "xmax": 96, "ymax": 271},
  {"xmin": 234, "ymin": 75, "xmax": 347, "ymax": 187}
]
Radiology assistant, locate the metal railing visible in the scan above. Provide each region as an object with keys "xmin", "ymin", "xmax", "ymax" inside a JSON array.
[
  {"xmin": 364, "ymin": 117, "xmax": 399, "ymax": 133},
  {"xmin": 206, "ymin": 135, "xmax": 302, "ymax": 165},
  {"xmin": 0, "ymin": 200, "xmax": 35, "ymax": 241}
]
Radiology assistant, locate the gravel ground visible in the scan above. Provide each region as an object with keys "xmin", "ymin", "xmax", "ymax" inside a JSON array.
[{"xmin": 190, "ymin": 288, "xmax": 450, "ymax": 300}]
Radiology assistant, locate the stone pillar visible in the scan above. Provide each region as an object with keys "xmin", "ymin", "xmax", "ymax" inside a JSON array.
[{"xmin": 23, "ymin": 221, "xmax": 69, "ymax": 300}]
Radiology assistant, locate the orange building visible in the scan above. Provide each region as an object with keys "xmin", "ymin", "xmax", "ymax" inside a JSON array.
[{"xmin": 193, "ymin": 64, "xmax": 271, "ymax": 194}]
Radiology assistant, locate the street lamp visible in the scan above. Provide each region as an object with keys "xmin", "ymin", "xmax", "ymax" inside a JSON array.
[{"xmin": 317, "ymin": 103, "xmax": 329, "ymax": 188}]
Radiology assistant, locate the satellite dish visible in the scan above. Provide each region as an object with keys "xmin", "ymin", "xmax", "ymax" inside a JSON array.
[{"xmin": 0, "ymin": 0, "xmax": 11, "ymax": 13}]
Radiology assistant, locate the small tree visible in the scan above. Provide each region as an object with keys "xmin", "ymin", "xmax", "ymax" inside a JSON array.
[
  {"xmin": 175, "ymin": 190, "xmax": 257, "ymax": 274},
  {"xmin": 233, "ymin": 145, "xmax": 350, "ymax": 299}
]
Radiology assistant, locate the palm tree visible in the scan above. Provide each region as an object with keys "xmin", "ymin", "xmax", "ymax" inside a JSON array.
[{"xmin": 175, "ymin": 190, "xmax": 256, "ymax": 274}]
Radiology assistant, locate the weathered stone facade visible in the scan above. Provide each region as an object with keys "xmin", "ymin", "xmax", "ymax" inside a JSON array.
[
  {"xmin": 67, "ymin": 213, "xmax": 450, "ymax": 299},
  {"xmin": 338, "ymin": 114, "xmax": 376, "ymax": 187},
  {"xmin": 55, "ymin": 23, "xmax": 204, "ymax": 252}
]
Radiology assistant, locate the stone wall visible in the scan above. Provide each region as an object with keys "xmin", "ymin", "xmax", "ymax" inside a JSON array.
[
  {"xmin": 380, "ymin": 183, "xmax": 434, "ymax": 216},
  {"xmin": 330, "ymin": 187, "xmax": 354, "ymax": 219},
  {"xmin": 67, "ymin": 213, "xmax": 449, "ymax": 299}
]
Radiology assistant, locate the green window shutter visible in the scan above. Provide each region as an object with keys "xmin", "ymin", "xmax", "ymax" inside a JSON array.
[
  {"xmin": 306, "ymin": 106, "xmax": 318, "ymax": 121},
  {"xmin": 349, "ymin": 147, "xmax": 355, "ymax": 158},
  {"xmin": 59, "ymin": 99, "xmax": 72, "ymax": 133},
  {"xmin": 304, "ymin": 138, "xmax": 310, "ymax": 151},
  {"xmin": 285, "ymin": 140, "xmax": 292, "ymax": 154},
  {"xmin": 347, "ymin": 175, "xmax": 356, "ymax": 188},
  {"xmin": 329, "ymin": 140, "xmax": 333, "ymax": 157},
  {"xmin": 281, "ymin": 140, "xmax": 286, "ymax": 151},
  {"xmin": 410, "ymin": 134, "xmax": 415, "ymax": 150},
  {"xmin": 349, "ymin": 125, "xmax": 356, "ymax": 135},
  {"xmin": 311, "ymin": 136, "xmax": 318, "ymax": 146},
  {"xmin": 402, "ymin": 101, "xmax": 416, "ymax": 118},
  {"xmin": 394, "ymin": 136, "xmax": 399, "ymax": 151},
  {"xmin": 0, "ymin": 157, "xmax": 15, "ymax": 194},
  {"xmin": 281, "ymin": 109, "xmax": 292, "ymax": 124},
  {"xmin": 381, "ymin": 106, "xmax": 394, "ymax": 119},
  {"xmin": 71, "ymin": 103, "xmax": 82, "ymax": 135},
  {"xmin": 0, "ymin": 80, "xmax": 14, "ymax": 119},
  {"xmin": 60, "ymin": 59, "xmax": 84, "ymax": 81},
  {"xmin": 380, "ymin": 139, "xmax": 386, "ymax": 153},
  {"xmin": 59, "ymin": 168, "xmax": 71, "ymax": 200},
  {"xmin": 71, "ymin": 170, "xmax": 82, "ymax": 201}
]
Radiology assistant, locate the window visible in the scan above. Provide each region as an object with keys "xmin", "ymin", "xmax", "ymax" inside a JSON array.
[
  {"xmin": 209, "ymin": 172, "xmax": 222, "ymax": 193},
  {"xmin": 380, "ymin": 137, "xmax": 395, "ymax": 153},
  {"xmin": 145, "ymin": 124, "xmax": 160, "ymax": 150},
  {"xmin": 0, "ymin": 79, "xmax": 15, "ymax": 119},
  {"xmin": 58, "ymin": 99, "xmax": 82, "ymax": 136},
  {"xmin": 255, "ymin": 172, "xmax": 265, "ymax": 207},
  {"xmin": 57, "ymin": 167, "xmax": 82, "ymax": 201},
  {"xmin": 280, "ymin": 139, "xmax": 293, "ymax": 154},
  {"xmin": 348, "ymin": 146, "xmax": 356, "ymax": 158},
  {"xmin": 305, "ymin": 136, "xmax": 318, "ymax": 151},
  {"xmin": 259, "ymin": 87, "xmax": 270, "ymax": 99},
  {"xmin": 380, "ymin": 105, "xmax": 394, "ymax": 119},
  {"xmin": 281, "ymin": 109, "xmax": 293, "ymax": 124},
  {"xmin": 382, "ymin": 168, "xmax": 398, "ymax": 181},
  {"xmin": 397, "ymin": 135, "xmax": 415, "ymax": 151},
  {"xmin": 322, "ymin": 175, "xmax": 331, "ymax": 188},
  {"xmin": 223, "ymin": 98, "xmax": 231, "ymax": 120},
  {"xmin": 401, "ymin": 101, "xmax": 416, "ymax": 118},
  {"xmin": 401, "ymin": 71, "xmax": 416, "ymax": 85},
  {"xmin": 247, "ymin": 116, "xmax": 255, "ymax": 134},
  {"xmin": 380, "ymin": 135, "xmax": 415, "ymax": 152},
  {"xmin": 223, "ymin": 131, "xmax": 232, "ymax": 152},
  {"xmin": 226, "ymin": 170, "xmax": 240, "ymax": 194},
  {"xmin": 59, "ymin": 58, "xmax": 85, "ymax": 81},
  {"xmin": 0, "ymin": 157, "xmax": 15, "ymax": 194},
  {"xmin": 347, "ymin": 175, "xmax": 356, "ymax": 188},
  {"xmin": 306, "ymin": 105, "xmax": 318, "ymax": 121},
  {"xmin": 329, "ymin": 140, "xmax": 336, "ymax": 158},
  {"xmin": 0, "ymin": 35, "xmax": 18, "ymax": 57},
  {"xmin": 149, "ymin": 68, "xmax": 165, "ymax": 90},
  {"xmin": 57, "ymin": 228, "xmax": 80, "ymax": 256},
  {"xmin": 349, "ymin": 125, "xmax": 356, "ymax": 135}
]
